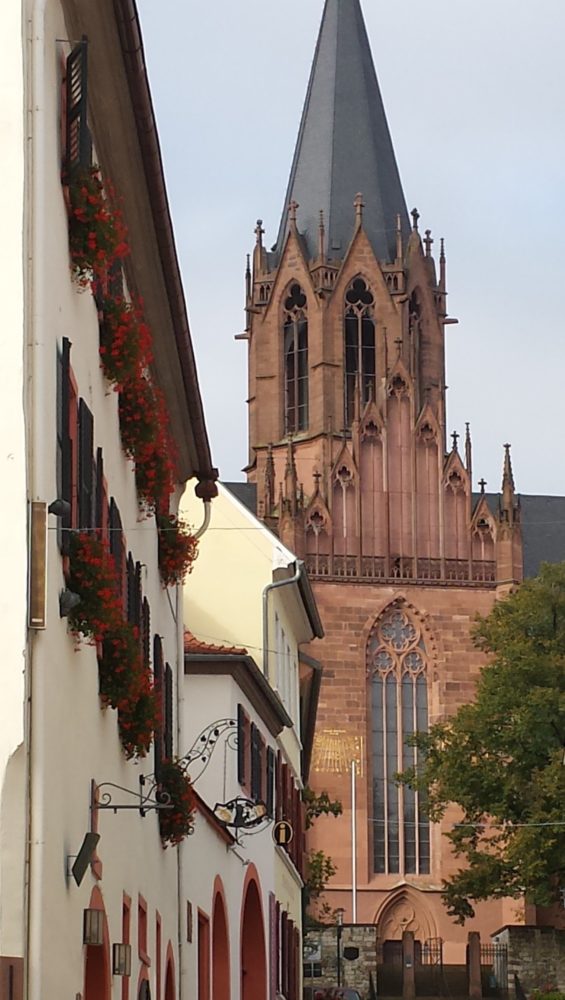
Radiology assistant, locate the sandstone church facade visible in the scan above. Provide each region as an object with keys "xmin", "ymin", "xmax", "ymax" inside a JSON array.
[{"xmin": 228, "ymin": 0, "xmax": 564, "ymax": 961}]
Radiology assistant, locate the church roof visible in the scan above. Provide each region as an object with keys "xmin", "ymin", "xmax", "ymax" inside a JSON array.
[
  {"xmin": 273, "ymin": 0, "xmax": 410, "ymax": 265},
  {"xmin": 479, "ymin": 493, "xmax": 565, "ymax": 579}
]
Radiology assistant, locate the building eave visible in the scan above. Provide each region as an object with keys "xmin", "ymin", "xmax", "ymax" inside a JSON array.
[
  {"xmin": 184, "ymin": 652, "xmax": 293, "ymax": 736},
  {"xmin": 61, "ymin": 0, "xmax": 217, "ymax": 488}
]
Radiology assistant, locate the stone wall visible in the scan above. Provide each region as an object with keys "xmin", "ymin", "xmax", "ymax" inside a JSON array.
[
  {"xmin": 304, "ymin": 924, "xmax": 377, "ymax": 997},
  {"xmin": 492, "ymin": 926, "xmax": 565, "ymax": 993}
]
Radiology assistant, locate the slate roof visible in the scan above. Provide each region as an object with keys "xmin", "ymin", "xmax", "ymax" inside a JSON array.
[
  {"xmin": 273, "ymin": 0, "xmax": 410, "ymax": 265},
  {"xmin": 478, "ymin": 493, "xmax": 565, "ymax": 579}
]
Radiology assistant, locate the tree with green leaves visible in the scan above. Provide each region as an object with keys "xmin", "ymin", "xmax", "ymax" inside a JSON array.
[
  {"xmin": 399, "ymin": 562, "xmax": 565, "ymax": 923},
  {"xmin": 303, "ymin": 787, "xmax": 343, "ymax": 926}
]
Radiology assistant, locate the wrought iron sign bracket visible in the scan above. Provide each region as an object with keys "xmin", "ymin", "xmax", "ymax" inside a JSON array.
[{"xmin": 91, "ymin": 774, "xmax": 173, "ymax": 818}]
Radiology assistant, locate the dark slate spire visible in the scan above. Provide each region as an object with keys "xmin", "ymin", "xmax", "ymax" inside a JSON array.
[{"xmin": 274, "ymin": 0, "xmax": 410, "ymax": 264}]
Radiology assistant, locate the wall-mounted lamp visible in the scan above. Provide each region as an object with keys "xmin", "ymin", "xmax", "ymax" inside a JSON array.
[
  {"xmin": 48, "ymin": 498, "xmax": 71, "ymax": 518},
  {"xmin": 112, "ymin": 943, "xmax": 132, "ymax": 976},
  {"xmin": 83, "ymin": 908, "xmax": 104, "ymax": 946},
  {"xmin": 59, "ymin": 588, "xmax": 81, "ymax": 617}
]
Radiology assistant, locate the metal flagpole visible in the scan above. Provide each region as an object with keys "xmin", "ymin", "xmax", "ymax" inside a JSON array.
[{"xmin": 351, "ymin": 759, "xmax": 357, "ymax": 922}]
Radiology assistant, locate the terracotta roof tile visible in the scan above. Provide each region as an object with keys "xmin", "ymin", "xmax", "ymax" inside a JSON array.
[{"xmin": 184, "ymin": 630, "xmax": 248, "ymax": 657}]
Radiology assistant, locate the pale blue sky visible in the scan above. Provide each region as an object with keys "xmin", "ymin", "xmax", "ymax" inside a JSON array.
[{"xmin": 137, "ymin": 0, "xmax": 565, "ymax": 496}]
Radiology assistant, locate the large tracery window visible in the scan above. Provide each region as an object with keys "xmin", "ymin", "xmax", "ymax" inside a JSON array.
[
  {"xmin": 368, "ymin": 605, "xmax": 430, "ymax": 875},
  {"xmin": 344, "ymin": 277, "xmax": 376, "ymax": 425},
  {"xmin": 283, "ymin": 283, "xmax": 308, "ymax": 434}
]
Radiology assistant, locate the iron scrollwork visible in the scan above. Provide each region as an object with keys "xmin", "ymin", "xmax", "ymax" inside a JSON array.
[
  {"xmin": 179, "ymin": 718, "xmax": 238, "ymax": 784},
  {"xmin": 92, "ymin": 773, "xmax": 172, "ymax": 818}
]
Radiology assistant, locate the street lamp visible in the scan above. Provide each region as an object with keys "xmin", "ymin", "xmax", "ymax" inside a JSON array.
[{"xmin": 336, "ymin": 907, "xmax": 345, "ymax": 987}]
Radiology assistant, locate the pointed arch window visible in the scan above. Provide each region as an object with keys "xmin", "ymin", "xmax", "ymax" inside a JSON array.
[
  {"xmin": 344, "ymin": 277, "xmax": 375, "ymax": 426},
  {"xmin": 368, "ymin": 604, "xmax": 430, "ymax": 875},
  {"xmin": 283, "ymin": 283, "xmax": 308, "ymax": 434}
]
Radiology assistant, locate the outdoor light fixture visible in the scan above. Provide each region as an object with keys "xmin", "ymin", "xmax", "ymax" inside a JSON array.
[
  {"xmin": 59, "ymin": 588, "xmax": 81, "ymax": 617},
  {"xmin": 83, "ymin": 908, "xmax": 104, "ymax": 946},
  {"xmin": 48, "ymin": 498, "xmax": 71, "ymax": 518},
  {"xmin": 112, "ymin": 943, "xmax": 132, "ymax": 976}
]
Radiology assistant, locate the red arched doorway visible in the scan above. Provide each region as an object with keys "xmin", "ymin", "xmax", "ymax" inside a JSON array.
[
  {"xmin": 212, "ymin": 884, "xmax": 230, "ymax": 1000},
  {"xmin": 84, "ymin": 888, "xmax": 110, "ymax": 1000},
  {"xmin": 240, "ymin": 875, "xmax": 266, "ymax": 1000},
  {"xmin": 164, "ymin": 958, "xmax": 175, "ymax": 1000}
]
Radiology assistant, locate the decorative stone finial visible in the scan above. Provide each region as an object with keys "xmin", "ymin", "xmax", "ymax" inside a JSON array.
[
  {"xmin": 451, "ymin": 430, "xmax": 459, "ymax": 451},
  {"xmin": 354, "ymin": 192, "xmax": 365, "ymax": 223},
  {"xmin": 288, "ymin": 200, "xmax": 299, "ymax": 225},
  {"xmin": 479, "ymin": 478, "xmax": 487, "ymax": 494},
  {"xmin": 255, "ymin": 220, "xmax": 264, "ymax": 246},
  {"xmin": 440, "ymin": 237, "xmax": 446, "ymax": 262},
  {"xmin": 318, "ymin": 210, "xmax": 326, "ymax": 259},
  {"xmin": 424, "ymin": 229, "xmax": 433, "ymax": 257},
  {"xmin": 411, "ymin": 207, "xmax": 420, "ymax": 231}
]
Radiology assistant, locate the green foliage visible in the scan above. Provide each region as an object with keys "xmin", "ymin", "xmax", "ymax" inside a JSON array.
[
  {"xmin": 303, "ymin": 787, "xmax": 343, "ymax": 829},
  {"xmin": 302, "ymin": 788, "xmax": 343, "ymax": 925},
  {"xmin": 398, "ymin": 562, "xmax": 565, "ymax": 923}
]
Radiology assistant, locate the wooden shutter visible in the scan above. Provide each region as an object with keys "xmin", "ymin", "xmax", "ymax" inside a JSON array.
[
  {"xmin": 65, "ymin": 39, "xmax": 90, "ymax": 177},
  {"xmin": 108, "ymin": 260, "xmax": 124, "ymax": 299},
  {"xmin": 109, "ymin": 499, "xmax": 124, "ymax": 599},
  {"xmin": 250, "ymin": 723, "xmax": 261, "ymax": 802},
  {"xmin": 275, "ymin": 751, "xmax": 283, "ymax": 822},
  {"xmin": 78, "ymin": 400, "xmax": 94, "ymax": 529},
  {"xmin": 153, "ymin": 636, "xmax": 164, "ymax": 778},
  {"xmin": 126, "ymin": 554, "xmax": 136, "ymax": 624},
  {"xmin": 266, "ymin": 747, "xmax": 275, "ymax": 818},
  {"xmin": 141, "ymin": 598, "xmax": 150, "ymax": 669},
  {"xmin": 57, "ymin": 339, "xmax": 73, "ymax": 553},
  {"xmin": 94, "ymin": 448, "xmax": 104, "ymax": 532},
  {"xmin": 237, "ymin": 704, "xmax": 247, "ymax": 786},
  {"xmin": 164, "ymin": 664, "xmax": 173, "ymax": 760}
]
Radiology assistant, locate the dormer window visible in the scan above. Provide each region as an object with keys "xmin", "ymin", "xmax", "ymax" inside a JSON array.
[
  {"xmin": 283, "ymin": 284, "xmax": 308, "ymax": 434},
  {"xmin": 344, "ymin": 277, "xmax": 375, "ymax": 425}
]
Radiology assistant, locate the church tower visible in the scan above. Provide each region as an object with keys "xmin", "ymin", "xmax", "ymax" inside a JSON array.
[{"xmin": 243, "ymin": 0, "xmax": 523, "ymax": 957}]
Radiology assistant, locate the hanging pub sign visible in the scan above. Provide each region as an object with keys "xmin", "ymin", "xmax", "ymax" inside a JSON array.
[{"xmin": 213, "ymin": 797, "xmax": 268, "ymax": 830}]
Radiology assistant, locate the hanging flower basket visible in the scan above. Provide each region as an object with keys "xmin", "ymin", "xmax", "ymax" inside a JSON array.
[
  {"xmin": 157, "ymin": 514, "xmax": 198, "ymax": 587},
  {"xmin": 99, "ymin": 296, "xmax": 152, "ymax": 388},
  {"xmin": 68, "ymin": 166, "xmax": 129, "ymax": 289},
  {"xmin": 67, "ymin": 531, "xmax": 123, "ymax": 642},
  {"xmin": 98, "ymin": 621, "xmax": 143, "ymax": 710},
  {"xmin": 158, "ymin": 759, "xmax": 196, "ymax": 846},
  {"xmin": 118, "ymin": 670, "xmax": 162, "ymax": 760}
]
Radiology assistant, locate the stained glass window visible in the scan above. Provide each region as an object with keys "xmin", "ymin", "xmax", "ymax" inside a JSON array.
[
  {"xmin": 368, "ymin": 605, "xmax": 430, "ymax": 875},
  {"xmin": 283, "ymin": 283, "xmax": 308, "ymax": 433}
]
